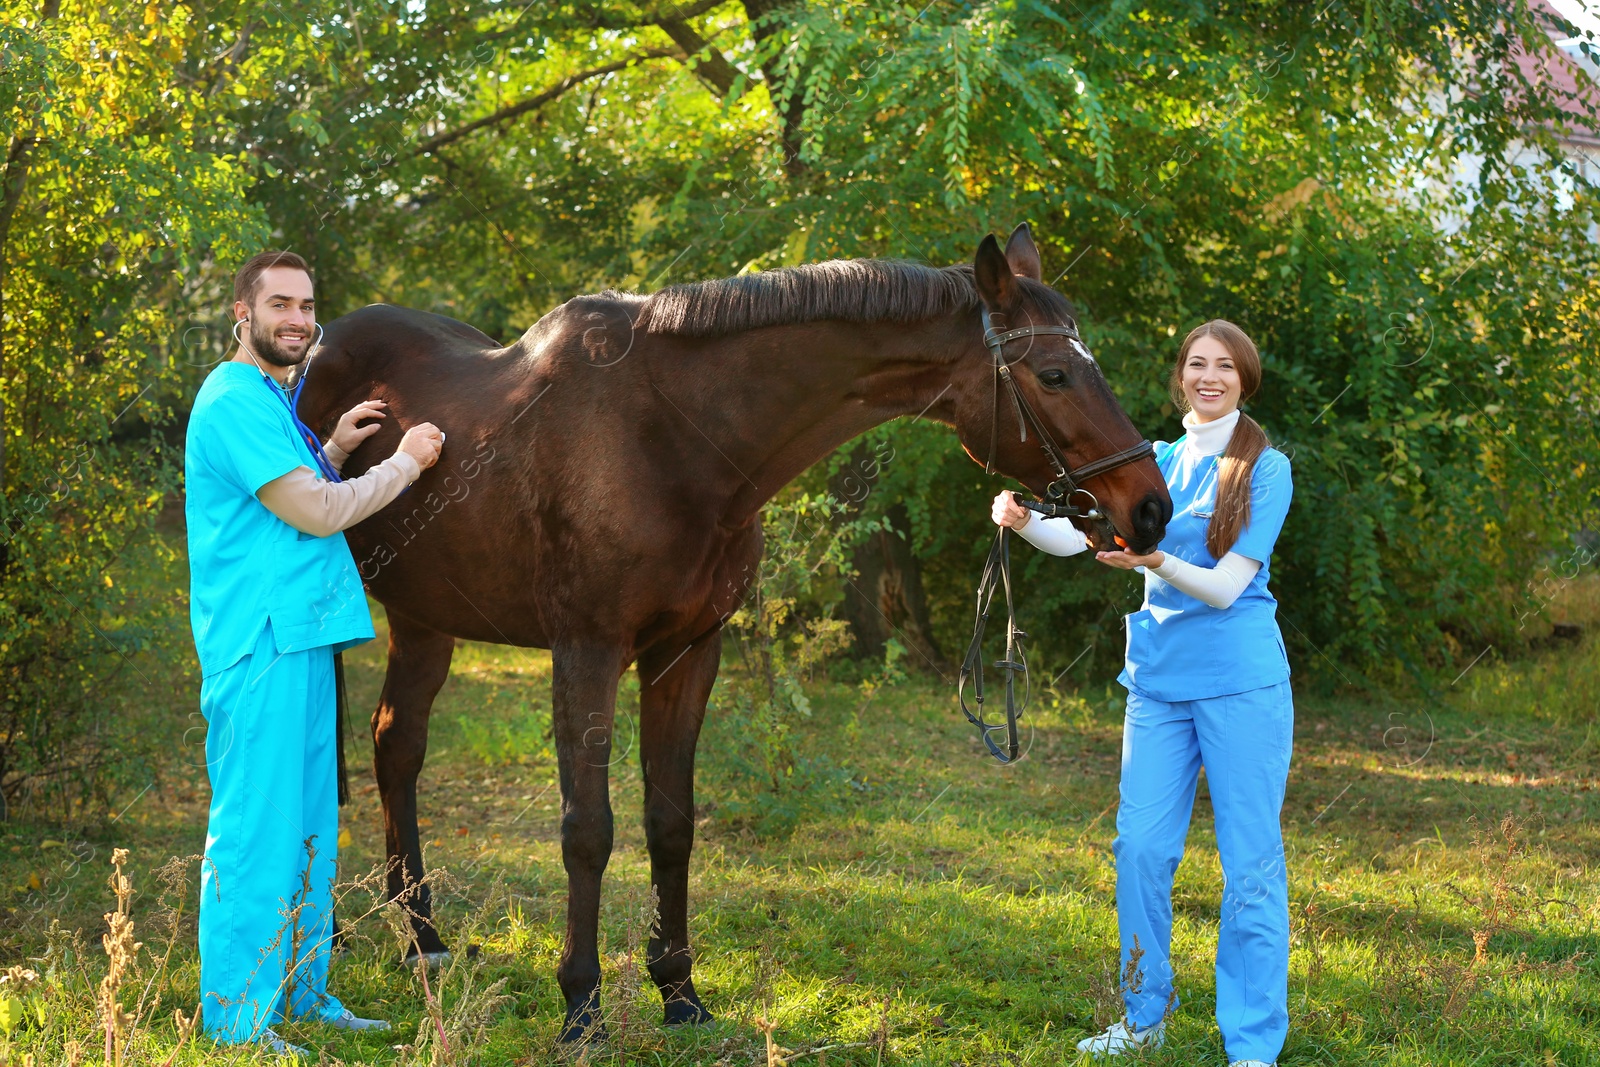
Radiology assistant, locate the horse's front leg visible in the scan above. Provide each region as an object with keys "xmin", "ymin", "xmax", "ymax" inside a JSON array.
[
  {"xmin": 373, "ymin": 611, "xmax": 456, "ymax": 958},
  {"xmin": 552, "ymin": 640, "xmax": 626, "ymax": 1043},
  {"xmin": 636, "ymin": 632, "xmax": 721, "ymax": 1025}
]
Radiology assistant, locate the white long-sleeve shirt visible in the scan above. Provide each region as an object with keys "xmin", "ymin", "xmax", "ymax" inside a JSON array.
[{"xmin": 1011, "ymin": 409, "xmax": 1261, "ymax": 610}]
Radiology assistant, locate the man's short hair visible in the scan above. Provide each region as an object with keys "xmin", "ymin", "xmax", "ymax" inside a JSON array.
[{"xmin": 233, "ymin": 250, "xmax": 313, "ymax": 309}]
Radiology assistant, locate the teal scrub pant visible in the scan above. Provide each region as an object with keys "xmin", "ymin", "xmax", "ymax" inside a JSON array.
[
  {"xmin": 198, "ymin": 619, "xmax": 348, "ymax": 1041},
  {"xmin": 1113, "ymin": 680, "xmax": 1293, "ymax": 1064}
]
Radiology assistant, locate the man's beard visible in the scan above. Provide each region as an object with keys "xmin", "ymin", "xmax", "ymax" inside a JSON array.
[{"xmin": 249, "ymin": 319, "xmax": 312, "ymax": 368}]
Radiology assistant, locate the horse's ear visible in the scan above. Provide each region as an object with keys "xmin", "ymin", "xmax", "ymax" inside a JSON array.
[
  {"xmin": 974, "ymin": 234, "xmax": 1017, "ymax": 310},
  {"xmin": 1003, "ymin": 222, "xmax": 1042, "ymax": 281}
]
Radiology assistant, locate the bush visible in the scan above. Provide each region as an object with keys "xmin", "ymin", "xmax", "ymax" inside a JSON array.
[{"xmin": 0, "ymin": 12, "xmax": 267, "ymax": 816}]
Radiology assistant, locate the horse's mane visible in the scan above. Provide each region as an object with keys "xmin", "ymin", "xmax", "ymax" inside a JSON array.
[{"xmin": 618, "ymin": 258, "xmax": 1076, "ymax": 338}]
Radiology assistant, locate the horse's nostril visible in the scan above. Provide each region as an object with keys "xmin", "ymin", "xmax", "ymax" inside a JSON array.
[{"xmin": 1136, "ymin": 495, "xmax": 1167, "ymax": 536}]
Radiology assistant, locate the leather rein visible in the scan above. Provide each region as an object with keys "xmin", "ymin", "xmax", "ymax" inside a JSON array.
[{"xmin": 958, "ymin": 308, "xmax": 1155, "ymax": 763}]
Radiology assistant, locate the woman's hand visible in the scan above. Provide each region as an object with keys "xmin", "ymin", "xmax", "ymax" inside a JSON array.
[
  {"xmin": 1096, "ymin": 548, "xmax": 1165, "ymax": 571},
  {"xmin": 990, "ymin": 490, "xmax": 1032, "ymax": 529},
  {"xmin": 330, "ymin": 398, "xmax": 388, "ymax": 454}
]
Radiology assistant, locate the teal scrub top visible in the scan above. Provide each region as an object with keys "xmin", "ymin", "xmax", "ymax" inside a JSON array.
[
  {"xmin": 184, "ymin": 361, "xmax": 376, "ymax": 678},
  {"xmin": 1118, "ymin": 436, "xmax": 1294, "ymax": 701}
]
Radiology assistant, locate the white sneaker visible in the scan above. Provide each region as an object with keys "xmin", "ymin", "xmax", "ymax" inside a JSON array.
[
  {"xmin": 260, "ymin": 1027, "xmax": 310, "ymax": 1057},
  {"xmin": 325, "ymin": 1006, "xmax": 393, "ymax": 1031},
  {"xmin": 1076, "ymin": 1018, "xmax": 1166, "ymax": 1056}
]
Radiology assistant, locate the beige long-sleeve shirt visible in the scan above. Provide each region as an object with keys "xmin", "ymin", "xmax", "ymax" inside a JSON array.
[{"xmin": 257, "ymin": 439, "xmax": 422, "ymax": 538}]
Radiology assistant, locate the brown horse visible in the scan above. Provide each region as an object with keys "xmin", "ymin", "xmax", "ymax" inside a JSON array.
[{"xmin": 297, "ymin": 224, "xmax": 1171, "ymax": 1041}]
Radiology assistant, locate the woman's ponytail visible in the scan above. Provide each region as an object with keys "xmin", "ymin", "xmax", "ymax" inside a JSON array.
[{"xmin": 1208, "ymin": 413, "xmax": 1269, "ymax": 557}]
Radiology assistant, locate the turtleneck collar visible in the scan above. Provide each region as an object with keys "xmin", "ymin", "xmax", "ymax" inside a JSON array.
[{"xmin": 1182, "ymin": 407, "xmax": 1240, "ymax": 458}]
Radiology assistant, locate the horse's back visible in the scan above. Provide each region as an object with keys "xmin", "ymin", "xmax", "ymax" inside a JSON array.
[
  {"xmin": 302, "ymin": 304, "xmax": 525, "ymax": 430},
  {"xmin": 320, "ymin": 303, "xmax": 503, "ymax": 374},
  {"xmin": 300, "ymin": 296, "xmax": 740, "ymax": 649}
]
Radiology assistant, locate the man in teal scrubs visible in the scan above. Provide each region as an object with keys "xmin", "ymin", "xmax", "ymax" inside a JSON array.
[{"xmin": 185, "ymin": 250, "xmax": 442, "ymax": 1055}]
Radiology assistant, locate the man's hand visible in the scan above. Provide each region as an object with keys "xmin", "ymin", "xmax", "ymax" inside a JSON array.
[
  {"xmin": 330, "ymin": 399, "xmax": 388, "ymax": 454},
  {"xmin": 398, "ymin": 422, "xmax": 445, "ymax": 471}
]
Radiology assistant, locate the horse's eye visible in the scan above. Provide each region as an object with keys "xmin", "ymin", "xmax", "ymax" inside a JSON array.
[{"xmin": 1037, "ymin": 368, "xmax": 1069, "ymax": 389}]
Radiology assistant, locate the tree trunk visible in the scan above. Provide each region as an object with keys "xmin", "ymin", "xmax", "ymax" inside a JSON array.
[
  {"xmin": 830, "ymin": 449, "xmax": 948, "ymax": 675},
  {"xmin": 741, "ymin": 0, "xmax": 808, "ymax": 179},
  {"xmin": 0, "ymin": 131, "xmax": 36, "ymax": 503}
]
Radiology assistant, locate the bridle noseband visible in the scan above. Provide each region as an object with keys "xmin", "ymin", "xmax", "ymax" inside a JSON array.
[{"xmin": 960, "ymin": 306, "xmax": 1157, "ymax": 763}]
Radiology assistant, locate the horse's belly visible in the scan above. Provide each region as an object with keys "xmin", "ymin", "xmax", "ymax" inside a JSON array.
[{"xmin": 346, "ymin": 518, "xmax": 550, "ymax": 647}]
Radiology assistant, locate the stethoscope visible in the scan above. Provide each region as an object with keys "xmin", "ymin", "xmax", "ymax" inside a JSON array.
[{"xmin": 234, "ymin": 318, "xmax": 346, "ymax": 483}]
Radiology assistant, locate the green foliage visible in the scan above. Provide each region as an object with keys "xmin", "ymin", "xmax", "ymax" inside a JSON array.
[
  {"xmin": 0, "ymin": 6, "xmax": 269, "ymax": 813},
  {"xmin": 720, "ymin": 0, "xmax": 1600, "ymax": 678},
  {"xmin": 712, "ymin": 492, "xmax": 893, "ymax": 834},
  {"xmin": 150, "ymin": 0, "xmax": 1600, "ymax": 678},
  {"xmin": 4, "ymin": 0, "xmax": 1598, "ymax": 827}
]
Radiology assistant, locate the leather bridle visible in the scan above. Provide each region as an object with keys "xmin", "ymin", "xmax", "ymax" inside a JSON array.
[
  {"xmin": 979, "ymin": 306, "xmax": 1155, "ymax": 520},
  {"xmin": 960, "ymin": 306, "xmax": 1156, "ymax": 764}
]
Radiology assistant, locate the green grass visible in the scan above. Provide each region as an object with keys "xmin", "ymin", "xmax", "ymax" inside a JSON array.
[{"xmin": 2, "ymin": 566, "xmax": 1598, "ymax": 1065}]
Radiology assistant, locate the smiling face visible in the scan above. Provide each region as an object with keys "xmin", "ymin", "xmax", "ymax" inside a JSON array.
[
  {"xmin": 1180, "ymin": 333, "xmax": 1243, "ymax": 422},
  {"xmin": 1169, "ymin": 320, "xmax": 1262, "ymax": 426},
  {"xmin": 233, "ymin": 264, "xmax": 316, "ymax": 369}
]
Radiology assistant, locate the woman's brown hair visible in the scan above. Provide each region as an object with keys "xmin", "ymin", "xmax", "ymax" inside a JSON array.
[{"xmin": 1168, "ymin": 320, "xmax": 1271, "ymax": 557}]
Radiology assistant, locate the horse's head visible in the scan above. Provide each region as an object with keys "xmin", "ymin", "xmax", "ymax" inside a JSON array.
[{"xmin": 951, "ymin": 224, "xmax": 1171, "ymax": 554}]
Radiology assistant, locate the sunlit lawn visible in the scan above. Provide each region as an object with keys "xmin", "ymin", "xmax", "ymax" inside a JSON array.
[{"xmin": 3, "ymin": 564, "xmax": 1597, "ymax": 1065}]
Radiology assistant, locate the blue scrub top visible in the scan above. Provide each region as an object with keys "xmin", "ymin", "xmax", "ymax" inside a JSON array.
[
  {"xmin": 1117, "ymin": 436, "xmax": 1294, "ymax": 701},
  {"xmin": 184, "ymin": 362, "xmax": 376, "ymax": 678}
]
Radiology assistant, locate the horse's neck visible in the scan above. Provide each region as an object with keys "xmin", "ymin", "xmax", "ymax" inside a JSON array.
[{"xmin": 670, "ymin": 315, "xmax": 969, "ymax": 525}]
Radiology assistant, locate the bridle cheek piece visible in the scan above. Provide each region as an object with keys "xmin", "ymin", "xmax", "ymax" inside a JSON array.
[{"xmin": 960, "ymin": 306, "xmax": 1156, "ymax": 764}]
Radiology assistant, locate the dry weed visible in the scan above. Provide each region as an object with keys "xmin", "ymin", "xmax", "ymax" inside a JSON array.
[{"xmin": 96, "ymin": 849, "xmax": 140, "ymax": 1065}]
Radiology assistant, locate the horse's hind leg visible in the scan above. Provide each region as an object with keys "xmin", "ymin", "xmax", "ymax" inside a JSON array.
[
  {"xmin": 373, "ymin": 610, "xmax": 456, "ymax": 958},
  {"xmin": 636, "ymin": 632, "xmax": 721, "ymax": 1025},
  {"xmin": 552, "ymin": 640, "xmax": 627, "ymax": 1042}
]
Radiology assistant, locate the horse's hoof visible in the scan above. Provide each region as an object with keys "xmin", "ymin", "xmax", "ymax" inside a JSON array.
[
  {"xmin": 663, "ymin": 995, "xmax": 713, "ymax": 1026},
  {"xmin": 559, "ymin": 993, "xmax": 605, "ymax": 1044},
  {"xmin": 661, "ymin": 978, "xmax": 712, "ymax": 1026}
]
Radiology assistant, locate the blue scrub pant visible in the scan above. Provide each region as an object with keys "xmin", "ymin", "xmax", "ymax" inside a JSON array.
[
  {"xmin": 1113, "ymin": 680, "xmax": 1293, "ymax": 1064},
  {"xmin": 198, "ymin": 620, "xmax": 348, "ymax": 1041}
]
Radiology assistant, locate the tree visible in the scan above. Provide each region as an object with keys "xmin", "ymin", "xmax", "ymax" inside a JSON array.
[
  {"xmin": 0, "ymin": 1, "xmax": 268, "ymax": 814},
  {"xmin": 5, "ymin": 0, "xmax": 1595, "ymax": 796},
  {"xmin": 214, "ymin": 0, "xmax": 1600, "ymax": 678}
]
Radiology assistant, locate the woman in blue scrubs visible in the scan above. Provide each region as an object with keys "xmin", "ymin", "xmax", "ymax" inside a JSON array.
[{"xmin": 993, "ymin": 320, "xmax": 1294, "ymax": 1067}]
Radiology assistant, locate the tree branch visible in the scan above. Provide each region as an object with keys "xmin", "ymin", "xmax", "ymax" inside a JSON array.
[
  {"xmin": 409, "ymin": 49, "xmax": 678, "ymax": 157},
  {"xmin": 200, "ymin": 18, "xmax": 258, "ymax": 97},
  {"xmin": 0, "ymin": 137, "xmax": 38, "ymax": 276},
  {"xmin": 574, "ymin": 0, "xmax": 728, "ymax": 31},
  {"xmin": 656, "ymin": 18, "xmax": 739, "ymax": 97},
  {"xmin": 742, "ymin": 0, "xmax": 808, "ymax": 179}
]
